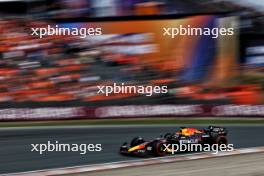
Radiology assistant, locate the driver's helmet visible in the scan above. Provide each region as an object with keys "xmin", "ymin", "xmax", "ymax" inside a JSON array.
[{"xmin": 177, "ymin": 128, "xmax": 202, "ymax": 136}]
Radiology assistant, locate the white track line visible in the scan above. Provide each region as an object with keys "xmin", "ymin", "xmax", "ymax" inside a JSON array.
[{"xmin": 2, "ymin": 146, "xmax": 264, "ymax": 176}]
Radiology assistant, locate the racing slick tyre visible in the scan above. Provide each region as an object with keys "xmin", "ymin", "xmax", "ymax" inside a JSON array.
[
  {"xmin": 214, "ymin": 136, "xmax": 228, "ymax": 145},
  {"xmin": 130, "ymin": 137, "xmax": 145, "ymax": 147},
  {"xmin": 152, "ymin": 140, "xmax": 167, "ymax": 156}
]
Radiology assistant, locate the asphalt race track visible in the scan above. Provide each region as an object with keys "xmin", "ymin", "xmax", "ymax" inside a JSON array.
[
  {"xmin": 76, "ymin": 152, "xmax": 264, "ymax": 176},
  {"xmin": 0, "ymin": 125, "xmax": 264, "ymax": 174}
]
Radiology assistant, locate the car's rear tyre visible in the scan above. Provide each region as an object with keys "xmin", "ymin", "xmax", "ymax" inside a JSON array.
[
  {"xmin": 130, "ymin": 137, "xmax": 145, "ymax": 147},
  {"xmin": 152, "ymin": 140, "xmax": 167, "ymax": 156},
  {"xmin": 214, "ymin": 136, "xmax": 228, "ymax": 145}
]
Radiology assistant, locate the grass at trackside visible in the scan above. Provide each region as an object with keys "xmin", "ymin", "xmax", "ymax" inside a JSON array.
[{"xmin": 1, "ymin": 118, "xmax": 264, "ymax": 128}]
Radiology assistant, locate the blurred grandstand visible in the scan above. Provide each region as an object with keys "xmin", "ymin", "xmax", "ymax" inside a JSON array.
[{"xmin": 0, "ymin": 0, "xmax": 263, "ymax": 109}]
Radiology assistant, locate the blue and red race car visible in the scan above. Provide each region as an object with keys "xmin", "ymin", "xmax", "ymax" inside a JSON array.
[{"xmin": 120, "ymin": 126, "xmax": 228, "ymax": 157}]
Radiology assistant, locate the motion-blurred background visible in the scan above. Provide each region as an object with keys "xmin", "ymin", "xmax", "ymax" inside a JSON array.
[{"xmin": 0, "ymin": 0, "xmax": 263, "ymax": 109}]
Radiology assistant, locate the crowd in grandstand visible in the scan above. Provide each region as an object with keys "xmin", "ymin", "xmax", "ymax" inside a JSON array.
[
  {"xmin": 0, "ymin": 18, "xmax": 175, "ymax": 103},
  {"xmin": 0, "ymin": 0, "xmax": 263, "ymax": 105}
]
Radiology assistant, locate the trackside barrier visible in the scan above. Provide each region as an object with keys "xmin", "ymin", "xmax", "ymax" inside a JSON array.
[{"xmin": 0, "ymin": 105, "xmax": 264, "ymax": 121}]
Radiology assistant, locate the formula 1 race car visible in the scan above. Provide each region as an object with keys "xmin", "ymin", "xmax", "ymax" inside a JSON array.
[{"xmin": 120, "ymin": 126, "xmax": 228, "ymax": 157}]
